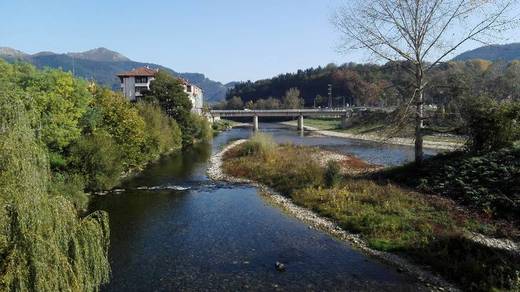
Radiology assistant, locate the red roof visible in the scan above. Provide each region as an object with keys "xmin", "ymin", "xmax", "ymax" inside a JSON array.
[{"xmin": 117, "ymin": 67, "xmax": 158, "ymax": 77}]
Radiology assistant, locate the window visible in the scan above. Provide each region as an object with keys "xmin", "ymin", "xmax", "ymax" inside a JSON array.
[
  {"xmin": 135, "ymin": 86, "xmax": 148, "ymax": 93},
  {"xmin": 135, "ymin": 76, "xmax": 148, "ymax": 83},
  {"xmin": 186, "ymin": 85, "xmax": 192, "ymax": 92}
]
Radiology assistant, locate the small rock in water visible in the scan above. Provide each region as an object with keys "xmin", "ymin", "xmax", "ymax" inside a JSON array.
[{"xmin": 275, "ymin": 261, "xmax": 286, "ymax": 272}]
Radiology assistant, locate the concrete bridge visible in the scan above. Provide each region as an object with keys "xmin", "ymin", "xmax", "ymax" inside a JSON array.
[{"xmin": 210, "ymin": 108, "xmax": 389, "ymax": 131}]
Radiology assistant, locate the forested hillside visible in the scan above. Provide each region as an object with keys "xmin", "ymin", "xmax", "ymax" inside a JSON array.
[
  {"xmin": 453, "ymin": 43, "xmax": 520, "ymax": 62},
  {"xmin": 225, "ymin": 60, "xmax": 520, "ymax": 109}
]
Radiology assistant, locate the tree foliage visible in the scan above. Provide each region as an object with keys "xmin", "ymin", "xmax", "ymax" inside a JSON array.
[
  {"xmin": 0, "ymin": 93, "xmax": 110, "ymax": 291},
  {"xmin": 463, "ymin": 97, "xmax": 520, "ymax": 153},
  {"xmin": 143, "ymin": 70, "xmax": 195, "ymax": 146},
  {"xmin": 0, "ymin": 59, "xmax": 194, "ymax": 290}
]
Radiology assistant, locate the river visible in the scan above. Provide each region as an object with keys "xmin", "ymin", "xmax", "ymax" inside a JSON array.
[{"xmin": 90, "ymin": 123, "xmax": 436, "ymax": 291}]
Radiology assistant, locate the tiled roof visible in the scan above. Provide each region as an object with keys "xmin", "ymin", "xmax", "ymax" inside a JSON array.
[{"xmin": 117, "ymin": 67, "xmax": 158, "ymax": 77}]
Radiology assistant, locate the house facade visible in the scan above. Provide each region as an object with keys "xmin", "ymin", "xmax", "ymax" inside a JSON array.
[
  {"xmin": 117, "ymin": 67, "xmax": 203, "ymax": 112},
  {"xmin": 117, "ymin": 67, "xmax": 158, "ymax": 102},
  {"xmin": 179, "ymin": 78, "xmax": 204, "ymax": 113}
]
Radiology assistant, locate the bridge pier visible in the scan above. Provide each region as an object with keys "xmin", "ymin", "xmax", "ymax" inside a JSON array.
[
  {"xmin": 297, "ymin": 115, "xmax": 304, "ymax": 132},
  {"xmin": 253, "ymin": 115, "xmax": 259, "ymax": 131}
]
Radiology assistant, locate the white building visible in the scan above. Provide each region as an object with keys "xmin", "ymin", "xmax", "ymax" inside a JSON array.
[
  {"xmin": 117, "ymin": 67, "xmax": 203, "ymax": 112},
  {"xmin": 179, "ymin": 78, "xmax": 204, "ymax": 113},
  {"xmin": 117, "ymin": 67, "xmax": 158, "ymax": 102}
]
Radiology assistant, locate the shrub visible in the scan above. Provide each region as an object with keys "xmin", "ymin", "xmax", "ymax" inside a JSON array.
[
  {"xmin": 190, "ymin": 113, "xmax": 213, "ymax": 142},
  {"xmin": 212, "ymin": 119, "xmax": 232, "ymax": 131},
  {"xmin": 463, "ymin": 97, "xmax": 520, "ymax": 153},
  {"xmin": 241, "ymin": 133, "xmax": 277, "ymax": 159},
  {"xmin": 381, "ymin": 145, "xmax": 520, "ymax": 221},
  {"xmin": 137, "ymin": 102, "xmax": 182, "ymax": 159},
  {"xmin": 48, "ymin": 172, "xmax": 89, "ymax": 210},
  {"xmin": 324, "ymin": 160, "xmax": 341, "ymax": 187},
  {"xmin": 69, "ymin": 131, "xmax": 123, "ymax": 191}
]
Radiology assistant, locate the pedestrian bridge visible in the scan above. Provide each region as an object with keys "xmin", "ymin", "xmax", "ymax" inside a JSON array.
[{"xmin": 209, "ymin": 108, "xmax": 388, "ymax": 131}]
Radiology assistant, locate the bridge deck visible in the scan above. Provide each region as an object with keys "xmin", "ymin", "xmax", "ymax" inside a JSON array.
[{"xmin": 210, "ymin": 108, "xmax": 361, "ymax": 117}]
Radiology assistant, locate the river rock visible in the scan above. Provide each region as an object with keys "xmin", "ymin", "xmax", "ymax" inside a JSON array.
[{"xmin": 275, "ymin": 261, "xmax": 286, "ymax": 272}]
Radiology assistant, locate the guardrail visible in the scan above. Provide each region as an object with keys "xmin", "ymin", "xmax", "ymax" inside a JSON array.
[{"xmin": 209, "ymin": 107, "xmax": 392, "ymax": 117}]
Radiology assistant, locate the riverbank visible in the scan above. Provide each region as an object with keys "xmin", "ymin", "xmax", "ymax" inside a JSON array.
[
  {"xmin": 207, "ymin": 139, "xmax": 455, "ymax": 291},
  {"xmin": 212, "ymin": 134, "xmax": 519, "ymax": 291},
  {"xmin": 281, "ymin": 120, "xmax": 463, "ymax": 150}
]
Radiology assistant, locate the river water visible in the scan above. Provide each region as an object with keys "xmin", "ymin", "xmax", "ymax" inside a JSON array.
[{"xmin": 90, "ymin": 124, "xmax": 436, "ymax": 291}]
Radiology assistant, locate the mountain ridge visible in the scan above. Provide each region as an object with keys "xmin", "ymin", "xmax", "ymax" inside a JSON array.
[
  {"xmin": 0, "ymin": 46, "xmax": 230, "ymax": 102},
  {"xmin": 453, "ymin": 43, "xmax": 520, "ymax": 62}
]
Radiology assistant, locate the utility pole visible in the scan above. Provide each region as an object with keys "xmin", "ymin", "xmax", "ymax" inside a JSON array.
[
  {"xmin": 327, "ymin": 84, "xmax": 332, "ymax": 108},
  {"xmin": 342, "ymin": 95, "xmax": 346, "ymax": 109}
]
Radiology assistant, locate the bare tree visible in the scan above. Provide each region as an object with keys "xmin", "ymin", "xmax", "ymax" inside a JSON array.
[{"xmin": 333, "ymin": 0, "xmax": 517, "ymax": 164}]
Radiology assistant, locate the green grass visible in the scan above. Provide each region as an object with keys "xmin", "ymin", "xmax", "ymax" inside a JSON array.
[{"xmin": 222, "ymin": 136, "xmax": 520, "ymax": 291}]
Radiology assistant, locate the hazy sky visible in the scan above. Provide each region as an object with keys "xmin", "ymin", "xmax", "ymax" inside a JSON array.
[{"xmin": 1, "ymin": 0, "xmax": 519, "ymax": 83}]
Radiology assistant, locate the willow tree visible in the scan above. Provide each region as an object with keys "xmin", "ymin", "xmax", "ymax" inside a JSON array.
[
  {"xmin": 334, "ymin": 0, "xmax": 517, "ymax": 164},
  {"xmin": 0, "ymin": 93, "xmax": 110, "ymax": 291}
]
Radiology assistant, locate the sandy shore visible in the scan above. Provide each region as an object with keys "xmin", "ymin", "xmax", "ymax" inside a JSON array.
[
  {"xmin": 281, "ymin": 121, "xmax": 462, "ymax": 151},
  {"xmin": 207, "ymin": 140, "xmax": 458, "ymax": 291}
]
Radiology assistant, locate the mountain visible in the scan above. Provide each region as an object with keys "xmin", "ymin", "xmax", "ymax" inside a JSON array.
[
  {"xmin": 67, "ymin": 47, "xmax": 130, "ymax": 62},
  {"xmin": 453, "ymin": 43, "xmax": 520, "ymax": 62},
  {"xmin": 0, "ymin": 47, "xmax": 229, "ymax": 103}
]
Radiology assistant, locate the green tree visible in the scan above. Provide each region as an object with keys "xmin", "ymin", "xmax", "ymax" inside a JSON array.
[
  {"xmin": 0, "ymin": 93, "xmax": 110, "ymax": 291},
  {"xmin": 22, "ymin": 69, "xmax": 92, "ymax": 154},
  {"xmin": 143, "ymin": 70, "xmax": 194, "ymax": 146},
  {"xmin": 93, "ymin": 88, "xmax": 146, "ymax": 167},
  {"xmin": 137, "ymin": 102, "xmax": 182, "ymax": 159},
  {"xmin": 69, "ymin": 131, "xmax": 124, "ymax": 191},
  {"xmin": 463, "ymin": 97, "xmax": 520, "ymax": 153}
]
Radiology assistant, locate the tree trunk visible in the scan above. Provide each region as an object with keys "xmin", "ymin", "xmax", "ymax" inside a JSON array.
[
  {"xmin": 415, "ymin": 67, "xmax": 424, "ymax": 166},
  {"xmin": 415, "ymin": 87, "xmax": 424, "ymax": 165}
]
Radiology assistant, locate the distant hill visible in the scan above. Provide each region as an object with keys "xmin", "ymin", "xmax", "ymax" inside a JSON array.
[
  {"xmin": 453, "ymin": 43, "xmax": 520, "ymax": 62},
  {"xmin": 0, "ymin": 47, "xmax": 230, "ymax": 103}
]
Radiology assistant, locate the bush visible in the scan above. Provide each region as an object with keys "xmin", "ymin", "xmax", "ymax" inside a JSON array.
[
  {"xmin": 137, "ymin": 102, "xmax": 182, "ymax": 159},
  {"xmin": 48, "ymin": 172, "xmax": 89, "ymax": 210},
  {"xmin": 463, "ymin": 97, "xmax": 520, "ymax": 153},
  {"xmin": 324, "ymin": 160, "xmax": 342, "ymax": 187},
  {"xmin": 69, "ymin": 131, "xmax": 123, "ymax": 191},
  {"xmin": 212, "ymin": 119, "xmax": 232, "ymax": 131},
  {"xmin": 223, "ymin": 142, "xmax": 323, "ymax": 195},
  {"xmin": 381, "ymin": 145, "xmax": 520, "ymax": 221},
  {"xmin": 241, "ymin": 133, "xmax": 277, "ymax": 159},
  {"xmin": 190, "ymin": 113, "xmax": 213, "ymax": 142}
]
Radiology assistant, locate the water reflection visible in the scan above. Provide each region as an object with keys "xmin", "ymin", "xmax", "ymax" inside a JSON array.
[{"xmin": 90, "ymin": 124, "xmax": 428, "ymax": 291}]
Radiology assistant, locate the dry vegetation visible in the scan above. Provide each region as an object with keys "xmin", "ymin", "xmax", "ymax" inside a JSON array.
[{"xmin": 222, "ymin": 133, "xmax": 520, "ymax": 291}]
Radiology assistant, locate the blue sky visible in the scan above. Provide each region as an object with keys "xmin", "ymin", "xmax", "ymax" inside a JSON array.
[{"xmin": 1, "ymin": 0, "xmax": 519, "ymax": 83}]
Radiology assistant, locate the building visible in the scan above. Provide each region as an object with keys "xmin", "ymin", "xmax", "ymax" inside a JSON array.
[
  {"xmin": 178, "ymin": 78, "xmax": 204, "ymax": 113},
  {"xmin": 117, "ymin": 67, "xmax": 203, "ymax": 112},
  {"xmin": 117, "ymin": 67, "xmax": 158, "ymax": 102}
]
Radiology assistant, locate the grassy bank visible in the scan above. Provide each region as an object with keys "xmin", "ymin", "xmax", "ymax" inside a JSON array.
[
  {"xmin": 291, "ymin": 117, "xmax": 466, "ymax": 145},
  {"xmin": 379, "ymin": 145, "xmax": 520, "ymax": 222},
  {"xmin": 222, "ymin": 133, "xmax": 519, "ymax": 291}
]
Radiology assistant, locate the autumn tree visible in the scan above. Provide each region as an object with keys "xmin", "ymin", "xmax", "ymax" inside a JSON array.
[
  {"xmin": 334, "ymin": 0, "xmax": 517, "ymax": 164},
  {"xmin": 283, "ymin": 88, "xmax": 303, "ymax": 109}
]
